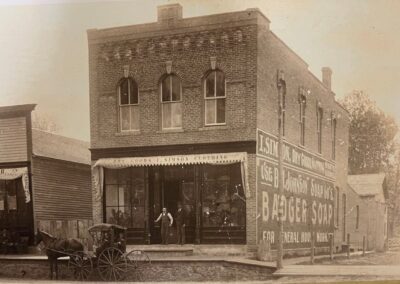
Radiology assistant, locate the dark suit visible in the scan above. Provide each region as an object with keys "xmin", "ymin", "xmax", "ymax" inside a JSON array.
[{"xmin": 175, "ymin": 208, "xmax": 186, "ymax": 245}]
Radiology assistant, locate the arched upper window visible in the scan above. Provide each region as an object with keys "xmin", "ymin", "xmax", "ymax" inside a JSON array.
[
  {"xmin": 317, "ymin": 106, "xmax": 323, "ymax": 153},
  {"xmin": 299, "ymin": 94, "xmax": 307, "ymax": 146},
  {"xmin": 119, "ymin": 77, "xmax": 139, "ymax": 131},
  {"xmin": 160, "ymin": 74, "xmax": 182, "ymax": 129},
  {"xmin": 204, "ymin": 70, "xmax": 226, "ymax": 125}
]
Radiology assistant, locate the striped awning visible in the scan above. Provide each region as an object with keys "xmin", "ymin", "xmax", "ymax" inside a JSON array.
[
  {"xmin": 93, "ymin": 152, "xmax": 246, "ymax": 168},
  {"xmin": 92, "ymin": 152, "xmax": 250, "ymax": 200},
  {"xmin": 0, "ymin": 167, "xmax": 30, "ymax": 203}
]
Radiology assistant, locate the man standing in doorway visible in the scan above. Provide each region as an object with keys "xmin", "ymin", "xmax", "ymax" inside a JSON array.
[
  {"xmin": 155, "ymin": 207, "xmax": 173, "ymax": 245},
  {"xmin": 176, "ymin": 203, "xmax": 186, "ymax": 245}
]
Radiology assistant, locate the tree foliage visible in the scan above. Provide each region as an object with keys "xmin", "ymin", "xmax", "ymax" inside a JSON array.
[{"xmin": 340, "ymin": 91, "xmax": 398, "ymax": 174}]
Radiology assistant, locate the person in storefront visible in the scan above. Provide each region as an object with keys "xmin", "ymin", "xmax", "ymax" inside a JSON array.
[
  {"xmin": 175, "ymin": 203, "xmax": 186, "ymax": 245},
  {"xmin": 154, "ymin": 207, "xmax": 173, "ymax": 245}
]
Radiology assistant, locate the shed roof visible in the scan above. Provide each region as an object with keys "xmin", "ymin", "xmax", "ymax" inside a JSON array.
[
  {"xmin": 32, "ymin": 129, "xmax": 90, "ymax": 165},
  {"xmin": 347, "ymin": 173, "xmax": 386, "ymax": 197}
]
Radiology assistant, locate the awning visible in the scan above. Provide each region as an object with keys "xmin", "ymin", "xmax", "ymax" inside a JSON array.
[
  {"xmin": 92, "ymin": 152, "xmax": 250, "ymax": 201},
  {"xmin": 0, "ymin": 167, "xmax": 31, "ymax": 203}
]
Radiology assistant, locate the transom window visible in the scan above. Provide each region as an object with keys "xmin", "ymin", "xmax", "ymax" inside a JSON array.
[
  {"xmin": 204, "ymin": 70, "xmax": 226, "ymax": 125},
  {"xmin": 161, "ymin": 74, "xmax": 182, "ymax": 129},
  {"xmin": 119, "ymin": 77, "xmax": 139, "ymax": 131}
]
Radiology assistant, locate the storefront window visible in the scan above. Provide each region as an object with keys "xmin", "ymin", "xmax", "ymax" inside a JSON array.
[
  {"xmin": 104, "ymin": 168, "xmax": 145, "ymax": 228},
  {"xmin": 202, "ymin": 164, "xmax": 245, "ymax": 227}
]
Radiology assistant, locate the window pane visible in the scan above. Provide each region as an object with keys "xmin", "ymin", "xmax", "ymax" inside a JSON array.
[
  {"xmin": 7, "ymin": 181, "xmax": 17, "ymax": 211},
  {"xmin": 105, "ymin": 169, "xmax": 118, "ymax": 185},
  {"xmin": 106, "ymin": 185, "xmax": 118, "ymax": 206},
  {"xmin": 171, "ymin": 75, "xmax": 181, "ymax": 101},
  {"xmin": 129, "ymin": 80, "xmax": 139, "ymax": 104},
  {"xmin": 131, "ymin": 206, "xmax": 145, "ymax": 228},
  {"xmin": 162, "ymin": 103, "xmax": 172, "ymax": 128},
  {"xmin": 119, "ymin": 207, "xmax": 132, "ymax": 227},
  {"xmin": 106, "ymin": 207, "xmax": 119, "ymax": 224},
  {"xmin": 130, "ymin": 106, "xmax": 139, "ymax": 130},
  {"xmin": 118, "ymin": 185, "xmax": 129, "ymax": 207},
  {"xmin": 120, "ymin": 106, "xmax": 130, "ymax": 131},
  {"xmin": 205, "ymin": 100, "xmax": 216, "ymax": 124},
  {"xmin": 216, "ymin": 98, "xmax": 225, "ymax": 123},
  {"xmin": 206, "ymin": 72, "xmax": 215, "ymax": 97},
  {"xmin": 120, "ymin": 79, "xmax": 129, "ymax": 105},
  {"xmin": 171, "ymin": 102, "xmax": 182, "ymax": 128},
  {"xmin": 0, "ymin": 181, "xmax": 5, "ymax": 211},
  {"xmin": 118, "ymin": 168, "xmax": 130, "ymax": 185},
  {"xmin": 216, "ymin": 71, "xmax": 225, "ymax": 97},
  {"xmin": 162, "ymin": 77, "xmax": 171, "ymax": 102}
]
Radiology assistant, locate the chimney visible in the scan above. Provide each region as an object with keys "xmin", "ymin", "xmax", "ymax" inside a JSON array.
[
  {"xmin": 157, "ymin": 3, "xmax": 183, "ymax": 23},
  {"xmin": 321, "ymin": 67, "xmax": 332, "ymax": 91}
]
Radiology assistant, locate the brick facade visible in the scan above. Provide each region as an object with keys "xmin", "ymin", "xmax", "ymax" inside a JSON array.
[{"xmin": 88, "ymin": 4, "xmax": 349, "ymax": 252}]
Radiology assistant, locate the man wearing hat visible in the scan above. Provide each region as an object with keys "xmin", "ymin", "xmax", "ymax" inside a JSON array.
[{"xmin": 175, "ymin": 203, "xmax": 186, "ymax": 245}]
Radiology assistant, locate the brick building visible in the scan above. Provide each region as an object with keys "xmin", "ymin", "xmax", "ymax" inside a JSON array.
[
  {"xmin": 0, "ymin": 104, "xmax": 92, "ymax": 247},
  {"xmin": 88, "ymin": 4, "xmax": 349, "ymax": 253}
]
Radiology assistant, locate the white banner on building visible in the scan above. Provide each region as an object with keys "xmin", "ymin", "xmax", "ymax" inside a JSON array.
[
  {"xmin": 92, "ymin": 152, "xmax": 250, "ymax": 201},
  {"xmin": 0, "ymin": 167, "xmax": 31, "ymax": 203}
]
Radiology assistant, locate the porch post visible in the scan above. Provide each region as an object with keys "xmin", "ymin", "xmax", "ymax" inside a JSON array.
[
  {"xmin": 144, "ymin": 167, "xmax": 150, "ymax": 244},
  {"xmin": 195, "ymin": 164, "xmax": 201, "ymax": 244}
]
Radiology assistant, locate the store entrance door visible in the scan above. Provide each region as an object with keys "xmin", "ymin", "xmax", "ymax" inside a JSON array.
[
  {"xmin": 163, "ymin": 180, "xmax": 181, "ymax": 243},
  {"xmin": 149, "ymin": 165, "xmax": 195, "ymax": 244}
]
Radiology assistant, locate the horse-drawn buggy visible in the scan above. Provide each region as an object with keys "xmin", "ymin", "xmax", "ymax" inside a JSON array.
[{"xmin": 37, "ymin": 223, "xmax": 150, "ymax": 281}]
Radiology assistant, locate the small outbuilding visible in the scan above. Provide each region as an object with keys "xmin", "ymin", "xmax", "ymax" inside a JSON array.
[
  {"xmin": 347, "ymin": 173, "xmax": 388, "ymax": 251},
  {"xmin": 0, "ymin": 104, "xmax": 92, "ymax": 249}
]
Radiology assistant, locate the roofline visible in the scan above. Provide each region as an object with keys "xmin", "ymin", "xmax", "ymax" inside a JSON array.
[
  {"xmin": 87, "ymin": 8, "xmax": 268, "ymax": 43},
  {"xmin": 32, "ymin": 153, "xmax": 91, "ymax": 167},
  {"xmin": 269, "ymin": 31, "xmax": 308, "ymax": 68},
  {"xmin": 0, "ymin": 104, "xmax": 36, "ymax": 115}
]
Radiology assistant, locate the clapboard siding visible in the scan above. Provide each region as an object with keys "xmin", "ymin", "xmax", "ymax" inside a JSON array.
[
  {"xmin": 0, "ymin": 117, "xmax": 28, "ymax": 163},
  {"xmin": 32, "ymin": 156, "xmax": 92, "ymax": 221}
]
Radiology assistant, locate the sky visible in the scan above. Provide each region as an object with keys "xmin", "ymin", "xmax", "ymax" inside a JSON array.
[{"xmin": 0, "ymin": 0, "xmax": 399, "ymax": 141}]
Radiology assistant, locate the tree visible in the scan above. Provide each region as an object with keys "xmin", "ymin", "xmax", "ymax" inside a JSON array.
[
  {"xmin": 340, "ymin": 91, "xmax": 398, "ymax": 174},
  {"xmin": 31, "ymin": 112, "xmax": 61, "ymax": 133}
]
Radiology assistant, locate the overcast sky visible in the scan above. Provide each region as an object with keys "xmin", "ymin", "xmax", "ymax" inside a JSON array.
[{"xmin": 0, "ymin": 0, "xmax": 399, "ymax": 141}]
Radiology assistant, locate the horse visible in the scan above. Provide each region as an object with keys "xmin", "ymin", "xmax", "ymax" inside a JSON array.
[{"xmin": 35, "ymin": 229, "xmax": 84, "ymax": 280}]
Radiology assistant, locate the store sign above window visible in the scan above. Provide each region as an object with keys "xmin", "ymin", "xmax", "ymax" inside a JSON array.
[
  {"xmin": 257, "ymin": 129, "xmax": 335, "ymax": 180},
  {"xmin": 94, "ymin": 152, "xmax": 247, "ymax": 168}
]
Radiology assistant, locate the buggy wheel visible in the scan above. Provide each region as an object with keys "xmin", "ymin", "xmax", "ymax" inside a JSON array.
[
  {"xmin": 97, "ymin": 247, "xmax": 127, "ymax": 281},
  {"xmin": 68, "ymin": 252, "xmax": 93, "ymax": 281},
  {"xmin": 126, "ymin": 250, "xmax": 151, "ymax": 281}
]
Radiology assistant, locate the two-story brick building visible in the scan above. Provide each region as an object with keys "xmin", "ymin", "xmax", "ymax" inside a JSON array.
[{"xmin": 88, "ymin": 4, "xmax": 349, "ymax": 254}]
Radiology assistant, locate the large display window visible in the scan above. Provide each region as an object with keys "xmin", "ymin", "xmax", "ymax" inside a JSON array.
[
  {"xmin": 104, "ymin": 167, "xmax": 145, "ymax": 228},
  {"xmin": 201, "ymin": 163, "xmax": 246, "ymax": 228}
]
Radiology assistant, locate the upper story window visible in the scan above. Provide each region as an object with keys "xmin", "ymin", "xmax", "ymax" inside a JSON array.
[
  {"xmin": 299, "ymin": 94, "xmax": 306, "ymax": 146},
  {"xmin": 331, "ymin": 116, "xmax": 337, "ymax": 160},
  {"xmin": 204, "ymin": 70, "xmax": 226, "ymax": 125},
  {"xmin": 317, "ymin": 106, "xmax": 323, "ymax": 153},
  {"xmin": 119, "ymin": 77, "xmax": 139, "ymax": 131},
  {"xmin": 279, "ymin": 83, "xmax": 286, "ymax": 137},
  {"xmin": 161, "ymin": 74, "xmax": 182, "ymax": 129}
]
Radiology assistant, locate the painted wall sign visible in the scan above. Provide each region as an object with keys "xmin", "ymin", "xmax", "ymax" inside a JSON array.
[
  {"xmin": 256, "ymin": 129, "xmax": 335, "ymax": 249},
  {"xmin": 257, "ymin": 129, "xmax": 335, "ymax": 179}
]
